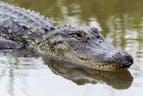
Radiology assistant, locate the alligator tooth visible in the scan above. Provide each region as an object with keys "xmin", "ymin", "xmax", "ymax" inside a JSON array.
[
  {"xmin": 97, "ymin": 65, "xmax": 100, "ymax": 68},
  {"xmin": 99, "ymin": 65, "xmax": 102, "ymax": 69}
]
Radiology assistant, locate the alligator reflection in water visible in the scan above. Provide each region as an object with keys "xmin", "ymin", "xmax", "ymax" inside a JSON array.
[{"xmin": 42, "ymin": 56, "xmax": 133, "ymax": 89}]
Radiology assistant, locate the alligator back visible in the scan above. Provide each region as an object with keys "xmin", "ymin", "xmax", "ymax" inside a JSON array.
[{"xmin": 0, "ymin": 1, "xmax": 54, "ymax": 48}]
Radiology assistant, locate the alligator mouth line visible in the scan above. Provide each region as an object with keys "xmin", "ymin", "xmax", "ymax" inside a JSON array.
[
  {"xmin": 82, "ymin": 59, "xmax": 128, "ymax": 71},
  {"xmin": 91, "ymin": 62, "xmax": 128, "ymax": 71},
  {"xmin": 74, "ymin": 52, "xmax": 128, "ymax": 71}
]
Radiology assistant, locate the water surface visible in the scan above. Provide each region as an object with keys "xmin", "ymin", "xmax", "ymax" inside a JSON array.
[{"xmin": 1, "ymin": 0, "xmax": 143, "ymax": 96}]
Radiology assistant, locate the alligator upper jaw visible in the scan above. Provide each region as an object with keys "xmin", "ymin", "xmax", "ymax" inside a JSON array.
[
  {"xmin": 72, "ymin": 52, "xmax": 132, "ymax": 71},
  {"xmin": 72, "ymin": 58, "xmax": 129, "ymax": 72}
]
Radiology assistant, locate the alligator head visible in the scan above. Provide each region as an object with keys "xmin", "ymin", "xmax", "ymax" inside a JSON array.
[{"xmin": 37, "ymin": 26, "xmax": 133, "ymax": 71}]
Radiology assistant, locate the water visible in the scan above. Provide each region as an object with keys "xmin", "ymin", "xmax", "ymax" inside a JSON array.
[{"xmin": 0, "ymin": 0, "xmax": 143, "ymax": 96}]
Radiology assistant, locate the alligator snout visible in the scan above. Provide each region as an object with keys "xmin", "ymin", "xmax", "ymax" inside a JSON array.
[{"xmin": 114, "ymin": 52, "xmax": 133, "ymax": 68}]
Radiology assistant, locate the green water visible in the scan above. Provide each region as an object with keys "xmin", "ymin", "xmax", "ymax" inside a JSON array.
[{"xmin": 0, "ymin": 0, "xmax": 143, "ymax": 96}]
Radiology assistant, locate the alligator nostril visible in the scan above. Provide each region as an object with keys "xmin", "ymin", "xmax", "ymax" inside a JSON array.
[
  {"xmin": 124, "ymin": 54, "xmax": 133, "ymax": 65},
  {"xmin": 114, "ymin": 52, "xmax": 133, "ymax": 68},
  {"xmin": 91, "ymin": 27, "xmax": 98, "ymax": 33}
]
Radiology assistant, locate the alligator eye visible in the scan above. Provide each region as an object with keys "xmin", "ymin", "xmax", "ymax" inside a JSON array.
[
  {"xmin": 87, "ymin": 37, "xmax": 90, "ymax": 40},
  {"xmin": 96, "ymin": 35, "xmax": 100, "ymax": 38},
  {"xmin": 68, "ymin": 31, "xmax": 86, "ymax": 41},
  {"xmin": 76, "ymin": 33, "xmax": 83, "ymax": 37}
]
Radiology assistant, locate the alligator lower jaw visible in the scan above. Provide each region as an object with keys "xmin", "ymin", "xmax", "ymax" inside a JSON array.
[{"xmin": 37, "ymin": 49, "xmax": 129, "ymax": 71}]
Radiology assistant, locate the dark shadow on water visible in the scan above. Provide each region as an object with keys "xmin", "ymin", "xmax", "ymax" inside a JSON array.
[{"xmin": 42, "ymin": 55, "xmax": 133, "ymax": 90}]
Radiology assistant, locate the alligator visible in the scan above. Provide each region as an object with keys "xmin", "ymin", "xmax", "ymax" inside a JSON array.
[{"xmin": 0, "ymin": 1, "xmax": 133, "ymax": 71}]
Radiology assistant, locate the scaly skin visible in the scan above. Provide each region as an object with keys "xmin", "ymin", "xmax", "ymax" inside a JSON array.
[
  {"xmin": 0, "ymin": 1, "xmax": 54, "ymax": 49},
  {"xmin": 0, "ymin": 1, "xmax": 133, "ymax": 71}
]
